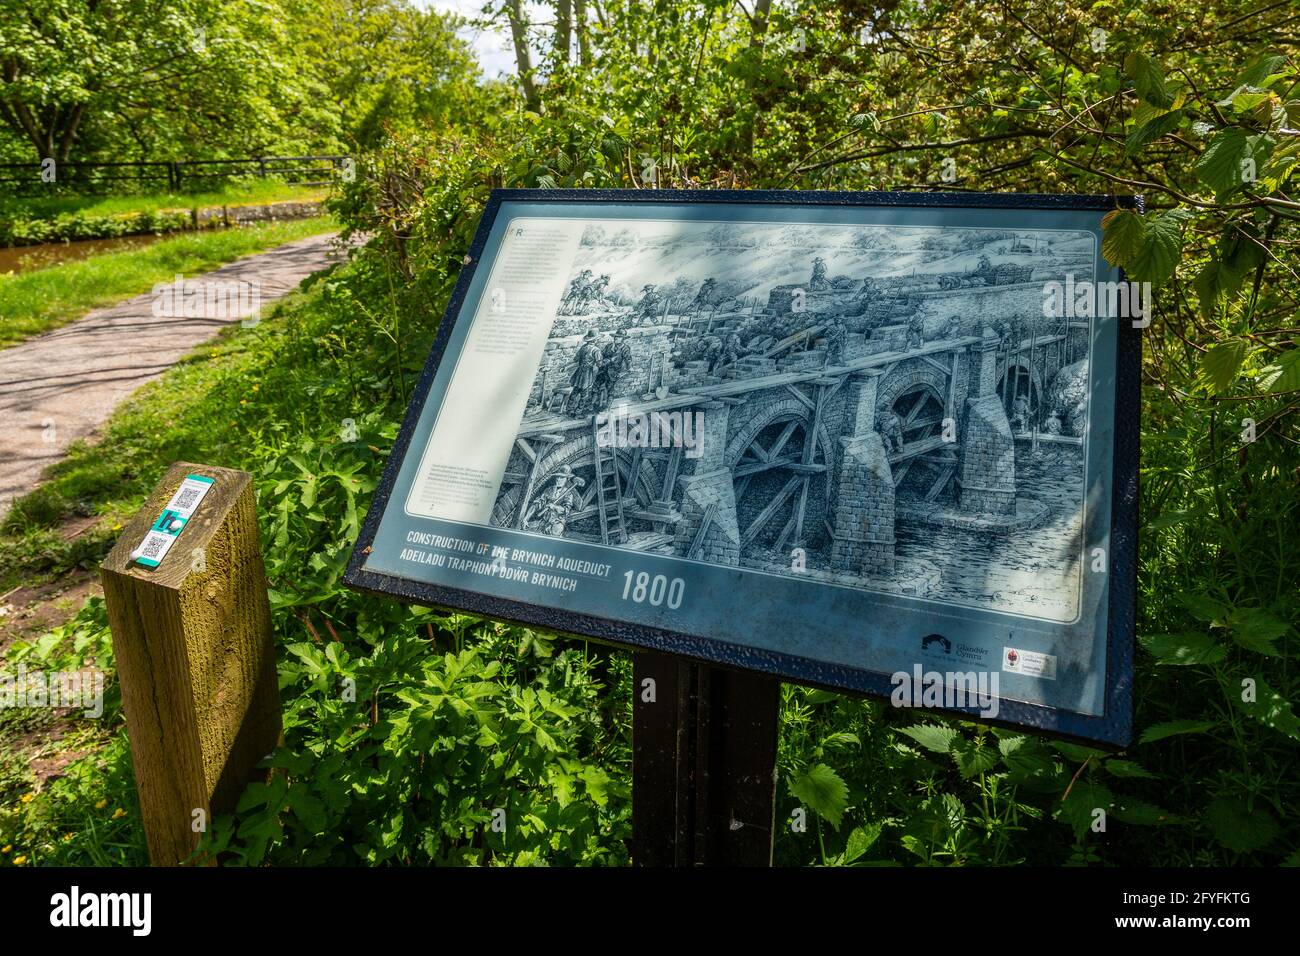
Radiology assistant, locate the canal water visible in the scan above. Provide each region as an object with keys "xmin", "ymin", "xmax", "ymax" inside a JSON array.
[
  {"xmin": 894, "ymin": 442, "xmax": 1086, "ymax": 622},
  {"xmin": 0, "ymin": 233, "xmax": 168, "ymax": 275}
]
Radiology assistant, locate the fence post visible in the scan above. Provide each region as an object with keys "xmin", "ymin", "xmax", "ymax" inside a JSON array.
[{"xmin": 100, "ymin": 462, "xmax": 281, "ymax": 866}]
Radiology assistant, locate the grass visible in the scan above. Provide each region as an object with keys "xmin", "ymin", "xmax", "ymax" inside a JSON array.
[
  {"xmin": 0, "ymin": 282, "xmax": 323, "ymax": 586},
  {"xmin": 0, "ymin": 215, "xmax": 337, "ymax": 349},
  {"xmin": 0, "ymin": 180, "xmax": 328, "ymax": 221},
  {"xmin": 0, "ymin": 246, "xmax": 634, "ymax": 866}
]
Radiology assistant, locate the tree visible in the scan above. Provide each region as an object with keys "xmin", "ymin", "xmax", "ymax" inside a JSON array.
[
  {"xmin": 292, "ymin": 0, "xmax": 481, "ymax": 151},
  {"xmin": 0, "ymin": 0, "xmax": 291, "ymax": 162}
]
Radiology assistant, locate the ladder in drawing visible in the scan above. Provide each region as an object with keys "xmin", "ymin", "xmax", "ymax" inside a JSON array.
[{"xmin": 592, "ymin": 420, "xmax": 627, "ymax": 545}]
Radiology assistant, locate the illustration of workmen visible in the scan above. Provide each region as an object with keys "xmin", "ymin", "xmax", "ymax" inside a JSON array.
[
  {"xmin": 595, "ymin": 329, "xmax": 633, "ymax": 408},
  {"xmin": 565, "ymin": 330, "xmax": 602, "ymax": 416},
  {"xmin": 906, "ymin": 315, "xmax": 925, "ymax": 350},
  {"xmin": 523, "ymin": 466, "xmax": 586, "ymax": 536},
  {"xmin": 702, "ymin": 333, "xmax": 724, "ymax": 373},
  {"xmin": 721, "ymin": 328, "xmax": 744, "ymax": 369},
  {"xmin": 1010, "ymin": 394, "xmax": 1032, "ymax": 433},
  {"xmin": 561, "ymin": 269, "xmax": 593, "ymax": 314},
  {"xmin": 879, "ymin": 411, "xmax": 904, "ymax": 454},
  {"xmin": 634, "ymin": 284, "xmax": 662, "ymax": 322},
  {"xmin": 690, "ymin": 278, "xmax": 718, "ymax": 315},
  {"xmin": 809, "ymin": 256, "xmax": 830, "ymax": 292},
  {"xmin": 577, "ymin": 274, "xmax": 610, "ymax": 314},
  {"xmin": 824, "ymin": 315, "xmax": 847, "ymax": 366}
]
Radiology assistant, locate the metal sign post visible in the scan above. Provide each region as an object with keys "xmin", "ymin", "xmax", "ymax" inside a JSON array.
[{"xmin": 632, "ymin": 651, "xmax": 780, "ymax": 866}]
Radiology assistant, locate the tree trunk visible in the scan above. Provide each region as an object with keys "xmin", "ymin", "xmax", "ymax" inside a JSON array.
[
  {"xmin": 751, "ymin": 0, "xmax": 773, "ymax": 41},
  {"xmin": 575, "ymin": 0, "xmax": 591, "ymax": 65},
  {"xmin": 505, "ymin": 0, "xmax": 541, "ymax": 111},
  {"xmin": 740, "ymin": 0, "xmax": 775, "ymax": 158},
  {"xmin": 556, "ymin": 0, "xmax": 572, "ymax": 66}
]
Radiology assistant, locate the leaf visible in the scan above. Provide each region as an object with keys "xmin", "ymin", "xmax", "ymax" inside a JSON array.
[
  {"xmin": 1139, "ymin": 631, "xmax": 1227, "ymax": 666},
  {"xmin": 1057, "ymin": 779, "xmax": 1115, "ymax": 840},
  {"xmin": 1139, "ymin": 719, "xmax": 1219, "ymax": 744},
  {"xmin": 1112, "ymin": 798, "xmax": 1178, "ymax": 825},
  {"xmin": 1146, "ymin": 508, "xmax": 1203, "ymax": 530},
  {"xmin": 1052, "ymin": 741, "xmax": 1107, "ymax": 763},
  {"xmin": 1238, "ymin": 54, "xmax": 1289, "ymax": 88},
  {"xmin": 901, "ymin": 793, "xmax": 964, "ymax": 851},
  {"xmin": 1128, "ymin": 209, "xmax": 1191, "ymax": 286},
  {"xmin": 951, "ymin": 739, "xmax": 999, "ymax": 779},
  {"xmin": 1236, "ymin": 677, "xmax": 1300, "ymax": 743},
  {"xmin": 1178, "ymin": 591, "xmax": 1231, "ymax": 624},
  {"xmin": 789, "ymin": 763, "xmax": 849, "ymax": 829},
  {"xmin": 898, "ymin": 723, "xmax": 958, "ymax": 754},
  {"xmin": 1258, "ymin": 348, "xmax": 1300, "ymax": 393},
  {"xmin": 1126, "ymin": 110, "xmax": 1183, "ymax": 156},
  {"xmin": 1124, "ymin": 52, "xmax": 1174, "ymax": 109},
  {"xmin": 1205, "ymin": 796, "xmax": 1279, "ymax": 853},
  {"xmin": 1227, "ymin": 607, "xmax": 1288, "ymax": 657},
  {"xmin": 1231, "ymin": 89, "xmax": 1275, "ymax": 113},
  {"xmin": 1199, "ymin": 339, "xmax": 1248, "ymax": 394},
  {"xmin": 1103, "ymin": 759, "xmax": 1160, "ymax": 780},
  {"xmin": 580, "ymin": 765, "xmax": 611, "ymax": 807},
  {"xmin": 1001, "ymin": 739, "xmax": 1060, "ymax": 786},
  {"xmin": 1101, "ymin": 208, "xmax": 1144, "ymax": 268},
  {"xmin": 997, "ymin": 735, "xmax": 1027, "ymax": 757},
  {"xmin": 1195, "ymin": 128, "xmax": 1250, "ymax": 194},
  {"xmin": 1222, "ymin": 225, "xmax": 1267, "ymax": 278},
  {"xmin": 841, "ymin": 822, "xmax": 882, "ymax": 863}
]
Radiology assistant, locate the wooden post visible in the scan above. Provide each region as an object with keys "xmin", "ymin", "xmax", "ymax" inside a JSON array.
[
  {"xmin": 632, "ymin": 651, "xmax": 780, "ymax": 866},
  {"xmin": 101, "ymin": 462, "xmax": 281, "ymax": 866}
]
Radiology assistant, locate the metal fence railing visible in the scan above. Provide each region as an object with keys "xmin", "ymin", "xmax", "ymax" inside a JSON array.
[{"xmin": 0, "ymin": 155, "xmax": 351, "ymax": 198}]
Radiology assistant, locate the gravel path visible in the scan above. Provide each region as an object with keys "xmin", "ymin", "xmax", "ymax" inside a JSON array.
[{"xmin": 0, "ymin": 232, "xmax": 347, "ymax": 517}]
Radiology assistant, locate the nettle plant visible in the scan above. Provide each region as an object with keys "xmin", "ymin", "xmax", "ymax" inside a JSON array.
[{"xmin": 198, "ymin": 419, "xmax": 631, "ymax": 866}]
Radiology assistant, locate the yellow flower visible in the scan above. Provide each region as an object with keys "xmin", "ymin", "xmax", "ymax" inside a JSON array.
[
  {"xmin": 1, "ymin": 845, "xmax": 10, "ymax": 854},
  {"xmin": 63, "ymin": 833, "xmax": 73, "ymax": 842},
  {"xmin": 240, "ymin": 400, "xmax": 247, "ymax": 405},
  {"xmin": 94, "ymin": 799, "xmax": 107, "ymax": 810},
  {"xmin": 19, "ymin": 793, "xmax": 33, "ymax": 804},
  {"xmin": 12, "ymin": 855, "xmax": 27, "ymax": 866},
  {"xmin": 111, "ymin": 523, "xmax": 122, "ymax": 532},
  {"xmin": 252, "ymin": 384, "xmax": 259, "ymax": 391},
  {"xmin": 112, "ymin": 808, "xmax": 126, "ymax": 820}
]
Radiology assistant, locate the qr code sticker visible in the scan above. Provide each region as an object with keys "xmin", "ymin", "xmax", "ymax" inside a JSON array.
[
  {"xmin": 140, "ymin": 533, "xmax": 169, "ymax": 560},
  {"xmin": 173, "ymin": 484, "xmax": 203, "ymax": 511}
]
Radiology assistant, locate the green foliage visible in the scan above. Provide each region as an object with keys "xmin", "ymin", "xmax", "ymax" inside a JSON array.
[
  {"xmin": 0, "ymin": 0, "xmax": 483, "ymax": 165},
  {"xmin": 3, "ymin": 0, "xmax": 1298, "ymax": 868},
  {"xmin": 0, "ymin": 209, "xmax": 193, "ymax": 248}
]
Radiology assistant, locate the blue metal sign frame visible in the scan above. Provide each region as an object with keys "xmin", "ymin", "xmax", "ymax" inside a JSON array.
[{"xmin": 345, "ymin": 188, "xmax": 1139, "ymax": 748}]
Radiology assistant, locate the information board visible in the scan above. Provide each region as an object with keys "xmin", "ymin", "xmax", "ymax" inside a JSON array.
[{"xmin": 346, "ymin": 189, "xmax": 1139, "ymax": 746}]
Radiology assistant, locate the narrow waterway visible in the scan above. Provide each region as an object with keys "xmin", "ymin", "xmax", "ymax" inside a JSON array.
[{"xmin": 0, "ymin": 233, "xmax": 167, "ymax": 275}]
